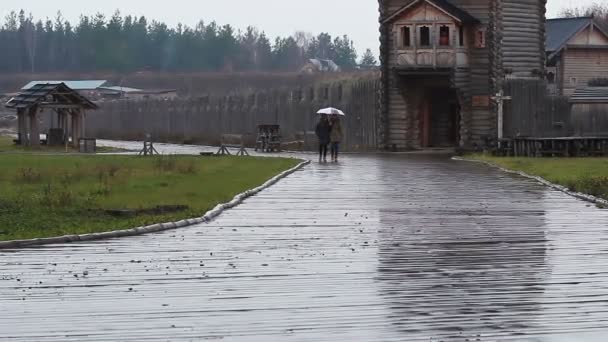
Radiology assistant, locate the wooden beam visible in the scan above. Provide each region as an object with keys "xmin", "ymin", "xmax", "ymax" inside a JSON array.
[
  {"xmin": 38, "ymin": 104, "xmax": 87, "ymax": 109},
  {"xmin": 28, "ymin": 106, "xmax": 40, "ymax": 147}
]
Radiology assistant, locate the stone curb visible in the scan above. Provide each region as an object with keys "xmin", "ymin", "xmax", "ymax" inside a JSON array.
[
  {"xmin": 453, "ymin": 157, "xmax": 608, "ymax": 207},
  {"xmin": 0, "ymin": 159, "xmax": 311, "ymax": 250}
]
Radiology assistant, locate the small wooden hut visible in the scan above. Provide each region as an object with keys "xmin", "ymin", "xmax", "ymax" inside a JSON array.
[
  {"xmin": 546, "ymin": 17, "xmax": 608, "ymax": 97},
  {"xmin": 5, "ymin": 83, "xmax": 98, "ymax": 147}
]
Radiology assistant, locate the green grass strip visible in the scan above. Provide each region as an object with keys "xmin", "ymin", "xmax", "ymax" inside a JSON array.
[
  {"xmin": 0, "ymin": 154, "xmax": 299, "ymax": 241},
  {"xmin": 467, "ymin": 154, "xmax": 608, "ymax": 201}
]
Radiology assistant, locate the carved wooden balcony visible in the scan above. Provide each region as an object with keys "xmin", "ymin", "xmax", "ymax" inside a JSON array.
[{"xmin": 396, "ymin": 48, "xmax": 469, "ymax": 68}]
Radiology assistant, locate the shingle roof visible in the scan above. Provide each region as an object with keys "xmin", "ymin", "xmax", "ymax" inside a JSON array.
[
  {"xmin": 21, "ymin": 80, "xmax": 107, "ymax": 91},
  {"xmin": 382, "ymin": 0, "xmax": 479, "ymax": 25},
  {"xmin": 570, "ymin": 87, "xmax": 608, "ymax": 103},
  {"xmin": 546, "ymin": 17, "xmax": 593, "ymax": 53},
  {"xmin": 6, "ymin": 83, "xmax": 99, "ymax": 110}
]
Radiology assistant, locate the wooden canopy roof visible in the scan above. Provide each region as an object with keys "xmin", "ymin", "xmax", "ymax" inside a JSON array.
[
  {"xmin": 5, "ymin": 83, "xmax": 98, "ymax": 111},
  {"xmin": 382, "ymin": 0, "xmax": 479, "ymax": 25}
]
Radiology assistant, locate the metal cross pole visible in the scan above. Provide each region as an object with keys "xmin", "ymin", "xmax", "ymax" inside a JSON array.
[{"xmin": 491, "ymin": 90, "xmax": 512, "ymax": 147}]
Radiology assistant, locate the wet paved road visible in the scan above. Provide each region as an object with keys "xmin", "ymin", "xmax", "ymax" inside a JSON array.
[{"xmin": 2, "ymin": 148, "xmax": 608, "ymax": 341}]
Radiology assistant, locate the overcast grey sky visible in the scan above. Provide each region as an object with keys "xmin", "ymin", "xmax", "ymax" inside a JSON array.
[{"xmin": 0, "ymin": 0, "xmax": 601, "ymax": 55}]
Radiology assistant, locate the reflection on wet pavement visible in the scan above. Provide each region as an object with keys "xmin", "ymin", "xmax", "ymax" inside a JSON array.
[{"xmin": 1, "ymin": 147, "xmax": 608, "ymax": 341}]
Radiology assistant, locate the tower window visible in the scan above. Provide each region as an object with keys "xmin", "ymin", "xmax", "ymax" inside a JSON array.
[
  {"xmin": 439, "ymin": 26, "xmax": 450, "ymax": 46},
  {"xmin": 401, "ymin": 26, "xmax": 411, "ymax": 47},
  {"xmin": 419, "ymin": 26, "xmax": 431, "ymax": 47},
  {"xmin": 459, "ymin": 27, "xmax": 464, "ymax": 46},
  {"xmin": 475, "ymin": 29, "xmax": 486, "ymax": 48}
]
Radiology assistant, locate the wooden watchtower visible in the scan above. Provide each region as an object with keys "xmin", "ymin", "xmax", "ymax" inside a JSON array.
[
  {"xmin": 5, "ymin": 83, "xmax": 99, "ymax": 148},
  {"xmin": 378, "ymin": 0, "xmax": 546, "ymax": 150}
]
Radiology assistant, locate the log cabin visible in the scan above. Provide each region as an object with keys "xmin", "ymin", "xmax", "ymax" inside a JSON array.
[
  {"xmin": 546, "ymin": 17, "xmax": 608, "ymax": 97},
  {"xmin": 378, "ymin": 0, "xmax": 546, "ymax": 150}
]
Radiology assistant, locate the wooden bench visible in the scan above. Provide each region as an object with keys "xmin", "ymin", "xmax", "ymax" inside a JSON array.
[{"xmin": 217, "ymin": 134, "xmax": 249, "ymax": 156}]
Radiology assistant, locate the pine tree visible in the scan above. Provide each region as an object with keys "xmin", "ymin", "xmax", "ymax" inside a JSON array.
[
  {"xmin": 360, "ymin": 48, "xmax": 377, "ymax": 67},
  {"xmin": 0, "ymin": 10, "xmax": 374, "ymax": 73}
]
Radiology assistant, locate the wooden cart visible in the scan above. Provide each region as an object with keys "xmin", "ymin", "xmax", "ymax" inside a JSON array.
[{"xmin": 255, "ymin": 125, "xmax": 282, "ymax": 152}]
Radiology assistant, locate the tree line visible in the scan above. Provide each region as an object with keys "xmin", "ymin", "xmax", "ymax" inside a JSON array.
[
  {"xmin": 560, "ymin": 3, "xmax": 608, "ymax": 26},
  {"xmin": 0, "ymin": 10, "xmax": 378, "ymax": 74}
]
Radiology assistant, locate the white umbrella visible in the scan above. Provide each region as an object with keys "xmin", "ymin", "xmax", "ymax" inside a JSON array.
[{"xmin": 317, "ymin": 107, "xmax": 346, "ymax": 116}]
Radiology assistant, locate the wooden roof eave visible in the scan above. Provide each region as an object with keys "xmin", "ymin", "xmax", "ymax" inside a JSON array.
[
  {"xmin": 547, "ymin": 20, "xmax": 608, "ymax": 60},
  {"xmin": 565, "ymin": 44, "xmax": 608, "ymax": 50},
  {"xmin": 54, "ymin": 83, "xmax": 99, "ymax": 110},
  {"xmin": 5, "ymin": 82, "xmax": 99, "ymax": 111},
  {"xmin": 381, "ymin": 0, "xmax": 479, "ymax": 26}
]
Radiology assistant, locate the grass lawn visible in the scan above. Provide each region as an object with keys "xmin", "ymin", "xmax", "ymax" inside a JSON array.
[
  {"xmin": 469, "ymin": 155, "xmax": 608, "ymax": 201},
  {"xmin": 0, "ymin": 154, "xmax": 299, "ymax": 241},
  {"xmin": 0, "ymin": 135, "xmax": 126, "ymax": 153}
]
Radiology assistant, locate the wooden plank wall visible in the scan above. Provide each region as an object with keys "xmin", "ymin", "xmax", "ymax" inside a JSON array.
[
  {"xmin": 85, "ymin": 79, "xmax": 380, "ymax": 151},
  {"xmin": 571, "ymin": 103, "xmax": 608, "ymax": 137},
  {"xmin": 504, "ymin": 79, "xmax": 571, "ymax": 138},
  {"xmin": 562, "ymin": 49, "xmax": 608, "ymax": 96}
]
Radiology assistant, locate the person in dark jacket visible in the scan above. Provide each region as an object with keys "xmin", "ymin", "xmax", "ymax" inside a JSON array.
[{"xmin": 315, "ymin": 115, "xmax": 331, "ymax": 162}]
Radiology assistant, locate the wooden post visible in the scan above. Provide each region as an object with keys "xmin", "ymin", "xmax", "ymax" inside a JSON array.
[
  {"xmin": 57, "ymin": 110, "xmax": 64, "ymax": 143},
  {"xmin": 28, "ymin": 106, "xmax": 40, "ymax": 147},
  {"xmin": 82, "ymin": 111, "xmax": 86, "ymax": 139},
  {"xmin": 17, "ymin": 108, "xmax": 26, "ymax": 145},
  {"xmin": 64, "ymin": 111, "xmax": 69, "ymax": 143},
  {"xmin": 71, "ymin": 110, "xmax": 81, "ymax": 148},
  {"xmin": 491, "ymin": 90, "xmax": 512, "ymax": 145}
]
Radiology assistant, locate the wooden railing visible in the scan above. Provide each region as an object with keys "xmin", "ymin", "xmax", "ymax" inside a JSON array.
[{"xmin": 396, "ymin": 49, "xmax": 468, "ymax": 68}]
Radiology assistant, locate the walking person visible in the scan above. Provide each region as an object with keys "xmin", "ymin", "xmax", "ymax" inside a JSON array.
[
  {"xmin": 330, "ymin": 116, "xmax": 343, "ymax": 162},
  {"xmin": 315, "ymin": 115, "xmax": 331, "ymax": 162}
]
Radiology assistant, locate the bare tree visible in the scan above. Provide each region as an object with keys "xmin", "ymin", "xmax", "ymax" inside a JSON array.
[
  {"xmin": 560, "ymin": 3, "xmax": 608, "ymax": 27},
  {"xmin": 23, "ymin": 15, "xmax": 38, "ymax": 73},
  {"xmin": 293, "ymin": 31, "xmax": 313, "ymax": 62},
  {"xmin": 294, "ymin": 31, "xmax": 313, "ymax": 50}
]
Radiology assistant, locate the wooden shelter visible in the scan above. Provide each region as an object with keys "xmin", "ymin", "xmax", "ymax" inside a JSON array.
[
  {"xmin": 546, "ymin": 17, "xmax": 608, "ymax": 97},
  {"xmin": 378, "ymin": 0, "xmax": 546, "ymax": 150},
  {"xmin": 5, "ymin": 83, "xmax": 98, "ymax": 147}
]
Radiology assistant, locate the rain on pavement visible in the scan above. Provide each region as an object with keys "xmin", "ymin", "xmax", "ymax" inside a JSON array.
[{"xmin": 1, "ymin": 144, "xmax": 608, "ymax": 341}]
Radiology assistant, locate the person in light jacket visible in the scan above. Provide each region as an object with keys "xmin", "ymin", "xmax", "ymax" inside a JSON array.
[
  {"xmin": 330, "ymin": 116, "xmax": 343, "ymax": 162},
  {"xmin": 315, "ymin": 115, "xmax": 331, "ymax": 162}
]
